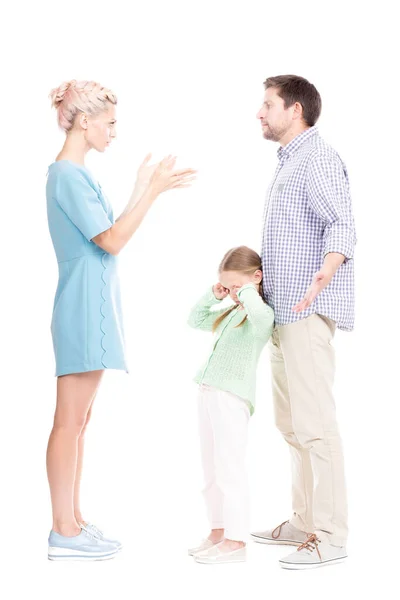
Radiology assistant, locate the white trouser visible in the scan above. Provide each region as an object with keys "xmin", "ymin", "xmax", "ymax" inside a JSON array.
[{"xmin": 197, "ymin": 384, "xmax": 250, "ymax": 542}]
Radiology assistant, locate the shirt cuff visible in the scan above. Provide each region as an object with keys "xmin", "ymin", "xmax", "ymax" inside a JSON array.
[
  {"xmin": 323, "ymin": 227, "xmax": 355, "ymax": 262},
  {"xmin": 323, "ymin": 241, "xmax": 354, "ymax": 262}
]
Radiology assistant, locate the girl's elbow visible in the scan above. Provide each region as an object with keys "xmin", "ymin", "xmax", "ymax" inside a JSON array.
[{"xmin": 258, "ymin": 318, "xmax": 275, "ymax": 339}]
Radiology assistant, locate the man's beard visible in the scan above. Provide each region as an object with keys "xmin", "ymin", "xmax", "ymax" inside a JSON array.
[{"xmin": 262, "ymin": 123, "xmax": 287, "ymax": 142}]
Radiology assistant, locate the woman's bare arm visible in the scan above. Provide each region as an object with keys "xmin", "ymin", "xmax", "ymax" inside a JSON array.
[{"xmin": 92, "ymin": 156, "xmax": 196, "ymax": 255}]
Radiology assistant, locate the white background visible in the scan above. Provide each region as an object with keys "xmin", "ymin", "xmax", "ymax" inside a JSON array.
[{"xmin": 1, "ymin": 0, "xmax": 398, "ymax": 598}]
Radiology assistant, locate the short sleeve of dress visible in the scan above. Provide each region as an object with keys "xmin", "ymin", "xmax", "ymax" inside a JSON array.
[{"xmin": 55, "ymin": 168, "xmax": 113, "ymax": 242}]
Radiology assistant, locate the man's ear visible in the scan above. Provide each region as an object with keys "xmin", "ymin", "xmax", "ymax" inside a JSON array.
[{"xmin": 293, "ymin": 101, "xmax": 304, "ymax": 122}]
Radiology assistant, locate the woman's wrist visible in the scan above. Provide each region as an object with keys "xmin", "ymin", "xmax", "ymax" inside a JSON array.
[{"xmin": 140, "ymin": 182, "xmax": 159, "ymax": 204}]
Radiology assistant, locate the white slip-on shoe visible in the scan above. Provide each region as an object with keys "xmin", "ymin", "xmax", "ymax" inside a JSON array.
[
  {"xmin": 279, "ymin": 534, "xmax": 347, "ymax": 570},
  {"xmin": 194, "ymin": 542, "xmax": 246, "ymax": 564},
  {"xmin": 188, "ymin": 539, "xmax": 216, "ymax": 556},
  {"xmin": 251, "ymin": 520, "xmax": 308, "ymax": 546}
]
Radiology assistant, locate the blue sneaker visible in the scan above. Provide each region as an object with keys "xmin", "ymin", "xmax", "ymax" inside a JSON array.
[
  {"xmin": 80, "ymin": 523, "xmax": 122, "ymax": 550},
  {"xmin": 48, "ymin": 528, "xmax": 119, "ymax": 561}
]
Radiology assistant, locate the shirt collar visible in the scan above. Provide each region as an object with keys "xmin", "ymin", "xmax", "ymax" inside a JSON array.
[{"xmin": 277, "ymin": 125, "xmax": 319, "ymax": 161}]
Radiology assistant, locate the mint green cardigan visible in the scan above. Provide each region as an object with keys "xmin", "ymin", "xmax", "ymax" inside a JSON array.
[{"xmin": 188, "ymin": 283, "xmax": 275, "ymax": 414}]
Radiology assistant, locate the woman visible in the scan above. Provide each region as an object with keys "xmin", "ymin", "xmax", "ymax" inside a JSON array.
[{"xmin": 46, "ymin": 79, "xmax": 195, "ymax": 561}]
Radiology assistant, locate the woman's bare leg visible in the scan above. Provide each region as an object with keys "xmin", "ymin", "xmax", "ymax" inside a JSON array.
[
  {"xmin": 73, "ymin": 382, "xmax": 102, "ymax": 525},
  {"xmin": 46, "ymin": 370, "xmax": 104, "ymax": 536}
]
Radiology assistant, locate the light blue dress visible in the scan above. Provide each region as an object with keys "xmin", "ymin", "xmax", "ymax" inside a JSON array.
[{"xmin": 46, "ymin": 160, "xmax": 128, "ymax": 377}]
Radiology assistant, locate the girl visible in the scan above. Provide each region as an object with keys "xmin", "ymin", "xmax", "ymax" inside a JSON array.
[
  {"xmin": 46, "ymin": 79, "xmax": 195, "ymax": 561},
  {"xmin": 187, "ymin": 246, "xmax": 274, "ymax": 564}
]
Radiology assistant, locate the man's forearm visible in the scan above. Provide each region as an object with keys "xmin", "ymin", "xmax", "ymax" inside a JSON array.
[{"xmin": 322, "ymin": 252, "xmax": 346, "ymax": 278}]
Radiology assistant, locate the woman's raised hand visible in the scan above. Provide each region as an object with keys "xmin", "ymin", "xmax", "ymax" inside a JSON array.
[
  {"xmin": 135, "ymin": 153, "xmax": 159, "ymax": 187},
  {"xmin": 149, "ymin": 155, "xmax": 197, "ymax": 195}
]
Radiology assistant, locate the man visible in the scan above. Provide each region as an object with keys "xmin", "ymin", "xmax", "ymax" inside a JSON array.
[{"xmin": 252, "ymin": 75, "xmax": 356, "ymax": 570}]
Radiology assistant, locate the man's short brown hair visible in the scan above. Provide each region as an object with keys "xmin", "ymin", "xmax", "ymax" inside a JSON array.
[{"xmin": 264, "ymin": 75, "xmax": 322, "ymax": 126}]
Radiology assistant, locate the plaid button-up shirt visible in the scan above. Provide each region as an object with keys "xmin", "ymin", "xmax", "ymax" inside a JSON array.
[{"xmin": 261, "ymin": 126, "xmax": 356, "ymax": 331}]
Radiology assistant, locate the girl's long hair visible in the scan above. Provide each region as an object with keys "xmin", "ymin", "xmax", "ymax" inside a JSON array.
[{"xmin": 212, "ymin": 246, "xmax": 266, "ymax": 333}]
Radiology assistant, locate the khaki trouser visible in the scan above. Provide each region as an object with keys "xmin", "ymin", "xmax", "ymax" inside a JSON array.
[{"xmin": 269, "ymin": 314, "xmax": 348, "ymax": 547}]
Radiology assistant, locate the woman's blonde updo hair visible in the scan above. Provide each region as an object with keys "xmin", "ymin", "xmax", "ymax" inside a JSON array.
[
  {"xmin": 49, "ymin": 80, "xmax": 117, "ymax": 132},
  {"xmin": 212, "ymin": 245, "xmax": 266, "ymax": 332}
]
